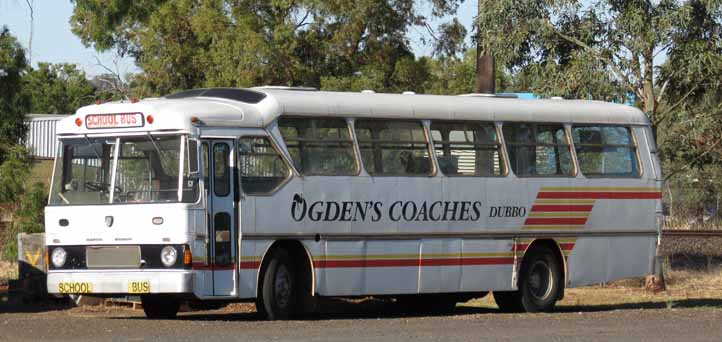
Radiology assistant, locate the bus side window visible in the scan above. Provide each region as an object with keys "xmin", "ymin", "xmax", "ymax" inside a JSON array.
[
  {"xmin": 238, "ymin": 137, "xmax": 290, "ymax": 194},
  {"xmin": 354, "ymin": 120, "xmax": 433, "ymax": 176},
  {"xmin": 278, "ymin": 117, "xmax": 358, "ymax": 176},
  {"xmin": 572, "ymin": 125, "xmax": 640, "ymax": 177},
  {"xmin": 503, "ymin": 123, "xmax": 574, "ymax": 177},
  {"xmin": 430, "ymin": 121, "xmax": 505, "ymax": 176}
]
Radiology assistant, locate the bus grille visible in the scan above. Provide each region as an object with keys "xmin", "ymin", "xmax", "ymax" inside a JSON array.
[{"xmin": 86, "ymin": 246, "xmax": 141, "ymax": 269}]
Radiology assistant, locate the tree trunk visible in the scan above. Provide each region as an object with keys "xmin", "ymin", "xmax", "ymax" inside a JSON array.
[
  {"xmin": 475, "ymin": 50, "xmax": 495, "ymax": 94},
  {"xmin": 475, "ymin": 0, "xmax": 495, "ymax": 94}
]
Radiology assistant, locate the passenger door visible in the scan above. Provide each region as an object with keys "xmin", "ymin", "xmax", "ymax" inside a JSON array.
[{"xmin": 206, "ymin": 140, "xmax": 237, "ymax": 296}]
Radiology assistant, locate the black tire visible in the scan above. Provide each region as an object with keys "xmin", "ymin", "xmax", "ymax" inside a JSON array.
[
  {"xmin": 141, "ymin": 294, "xmax": 180, "ymax": 319},
  {"xmin": 257, "ymin": 249, "xmax": 311, "ymax": 320},
  {"xmin": 494, "ymin": 246, "xmax": 563, "ymax": 313}
]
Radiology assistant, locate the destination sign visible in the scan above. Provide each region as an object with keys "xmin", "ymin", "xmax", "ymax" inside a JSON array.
[{"xmin": 85, "ymin": 113, "xmax": 144, "ymax": 129}]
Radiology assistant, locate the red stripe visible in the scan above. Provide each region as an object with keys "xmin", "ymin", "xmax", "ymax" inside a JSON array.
[
  {"xmin": 559, "ymin": 243, "xmax": 575, "ymax": 250},
  {"xmin": 313, "ymin": 257, "xmax": 514, "ymax": 268},
  {"xmin": 530, "ymin": 205, "xmax": 593, "ymax": 212},
  {"xmin": 240, "ymin": 261, "xmax": 261, "ymax": 269},
  {"xmin": 524, "ymin": 217, "xmax": 587, "ymax": 225},
  {"xmin": 538, "ymin": 192, "xmax": 661, "ymax": 199}
]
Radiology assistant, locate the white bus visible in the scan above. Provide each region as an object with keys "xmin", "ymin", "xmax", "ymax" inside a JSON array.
[{"xmin": 45, "ymin": 87, "xmax": 662, "ymax": 319}]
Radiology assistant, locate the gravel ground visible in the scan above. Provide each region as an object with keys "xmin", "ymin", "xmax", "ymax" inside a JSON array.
[{"xmin": 3, "ymin": 300, "xmax": 722, "ymax": 342}]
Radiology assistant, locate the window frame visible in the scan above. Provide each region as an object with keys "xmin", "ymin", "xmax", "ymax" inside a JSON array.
[
  {"xmin": 353, "ymin": 118, "xmax": 436, "ymax": 177},
  {"xmin": 502, "ymin": 122, "xmax": 577, "ymax": 178},
  {"xmin": 429, "ymin": 120, "xmax": 508, "ymax": 177},
  {"xmin": 277, "ymin": 116, "xmax": 361, "ymax": 177},
  {"xmin": 237, "ymin": 135, "xmax": 293, "ymax": 196},
  {"xmin": 571, "ymin": 124, "xmax": 643, "ymax": 179}
]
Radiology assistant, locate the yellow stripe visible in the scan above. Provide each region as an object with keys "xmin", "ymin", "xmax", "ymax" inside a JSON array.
[
  {"xmin": 540, "ymin": 187, "xmax": 660, "ymax": 192},
  {"xmin": 555, "ymin": 238, "xmax": 578, "ymax": 243},
  {"xmin": 240, "ymin": 256, "xmax": 260, "ymax": 261},
  {"xmin": 317, "ymin": 252, "xmax": 515, "ymax": 260},
  {"xmin": 522, "ymin": 225, "xmax": 584, "ymax": 230},
  {"xmin": 528, "ymin": 212, "xmax": 589, "ymax": 218},
  {"xmin": 534, "ymin": 199, "xmax": 596, "ymax": 205}
]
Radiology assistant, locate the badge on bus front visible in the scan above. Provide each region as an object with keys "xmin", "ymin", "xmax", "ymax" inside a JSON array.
[
  {"xmin": 128, "ymin": 281, "xmax": 150, "ymax": 294},
  {"xmin": 58, "ymin": 282, "xmax": 92, "ymax": 294}
]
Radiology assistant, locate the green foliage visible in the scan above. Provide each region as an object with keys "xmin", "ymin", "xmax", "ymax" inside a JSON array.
[
  {"xmin": 0, "ymin": 145, "xmax": 45, "ymax": 260},
  {"xmin": 0, "ymin": 27, "xmax": 30, "ymax": 159},
  {"xmin": 0, "ymin": 145, "xmax": 31, "ymax": 204},
  {"xmin": 23, "ymin": 63, "xmax": 97, "ymax": 114},
  {"xmin": 71, "ymin": 0, "xmax": 464, "ymax": 95}
]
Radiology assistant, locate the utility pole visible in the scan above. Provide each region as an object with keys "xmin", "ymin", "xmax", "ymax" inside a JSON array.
[{"xmin": 474, "ymin": 0, "xmax": 495, "ymax": 94}]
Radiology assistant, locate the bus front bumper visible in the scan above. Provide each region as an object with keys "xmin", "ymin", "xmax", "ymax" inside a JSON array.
[{"xmin": 47, "ymin": 270, "xmax": 193, "ymax": 294}]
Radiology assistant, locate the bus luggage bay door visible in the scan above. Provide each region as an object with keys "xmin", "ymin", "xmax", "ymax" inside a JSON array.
[{"xmin": 206, "ymin": 140, "xmax": 237, "ymax": 296}]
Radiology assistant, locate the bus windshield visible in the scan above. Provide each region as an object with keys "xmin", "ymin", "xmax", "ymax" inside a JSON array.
[{"xmin": 50, "ymin": 135, "xmax": 199, "ymax": 205}]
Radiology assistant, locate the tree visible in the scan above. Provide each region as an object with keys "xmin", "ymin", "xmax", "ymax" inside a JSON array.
[
  {"xmin": 23, "ymin": 63, "xmax": 96, "ymax": 114},
  {"xmin": 474, "ymin": 0, "xmax": 721, "ymax": 134},
  {"xmin": 70, "ymin": 0, "xmax": 464, "ymax": 95},
  {"xmin": 0, "ymin": 27, "xmax": 30, "ymax": 162}
]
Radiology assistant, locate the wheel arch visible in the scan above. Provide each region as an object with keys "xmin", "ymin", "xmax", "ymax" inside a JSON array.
[
  {"xmin": 255, "ymin": 240, "xmax": 316, "ymax": 298},
  {"xmin": 519, "ymin": 238, "xmax": 567, "ymax": 300}
]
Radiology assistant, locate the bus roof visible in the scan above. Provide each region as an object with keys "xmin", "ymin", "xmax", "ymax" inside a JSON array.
[{"xmin": 57, "ymin": 88, "xmax": 649, "ymax": 135}]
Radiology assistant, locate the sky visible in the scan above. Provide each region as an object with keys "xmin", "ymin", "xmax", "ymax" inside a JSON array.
[{"xmin": 0, "ymin": 0, "xmax": 478, "ymax": 77}]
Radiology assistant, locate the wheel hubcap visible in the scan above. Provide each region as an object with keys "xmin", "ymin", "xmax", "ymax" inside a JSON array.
[
  {"xmin": 528, "ymin": 260, "xmax": 553, "ymax": 300},
  {"xmin": 274, "ymin": 265, "xmax": 292, "ymax": 308}
]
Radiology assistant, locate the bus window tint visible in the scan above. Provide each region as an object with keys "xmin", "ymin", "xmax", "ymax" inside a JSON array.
[
  {"xmin": 355, "ymin": 120, "xmax": 432, "ymax": 176},
  {"xmin": 213, "ymin": 143, "xmax": 230, "ymax": 197},
  {"xmin": 503, "ymin": 123, "xmax": 573, "ymax": 177},
  {"xmin": 573, "ymin": 126, "xmax": 640, "ymax": 177},
  {"xmin": 238, "ymin": 137, "xmax": 290, "ymax": 194},
  {"xmin": 278, "ymin": 117, "xmax": 357, "ymax": 175},
  {"xmin": 430, "ymin": 121, "xmax": 505, "ymax": 176}
]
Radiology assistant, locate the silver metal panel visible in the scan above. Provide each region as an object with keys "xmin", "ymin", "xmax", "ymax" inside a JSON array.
[
  {"xmin": 24, "ymin": 115, "xmax": 68, "ymax": 159},
  {"xmin": 47, "ymin": 270, "xmax": 193, "ymax": 294},
  {"xmin": 86, "ymin": 245, "xmax": 141, "ymax": 269}
]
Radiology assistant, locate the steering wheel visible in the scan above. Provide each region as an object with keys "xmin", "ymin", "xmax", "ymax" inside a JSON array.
[
  {"xmin": 84, "ymin": 181, "xmax": 105, "ymax": 191},
  {"xmin": 84, "ymin": 181, "xmax": 123, "ymax": 194}
]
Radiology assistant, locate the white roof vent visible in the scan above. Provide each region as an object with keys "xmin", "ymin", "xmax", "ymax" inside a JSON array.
[
  {"xmin": 402, "ymin": 91, "xmax": 416, "ymax": 95},
  {"xmin": 253, "ymin": 85, "xmax": 318, "ymax": 91},
  {"xmin": 551, "ymin": 96, "xmax": 564, "ymax": 100},
  {"xmin": 458, "ymin": 93, "xmax": 518, "ymax": 99},
  {"xmin": 361, "ymin": 90, "xmax": 375, "ymax": 94}
]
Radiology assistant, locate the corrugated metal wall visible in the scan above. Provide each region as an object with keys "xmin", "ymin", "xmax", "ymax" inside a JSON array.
[{"xmin": 24, "ymin": 115, "xmax": 69, "ymax": 159}]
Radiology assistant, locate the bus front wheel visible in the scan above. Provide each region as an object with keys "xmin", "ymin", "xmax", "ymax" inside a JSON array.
[
  {"xmin": 141, "ymin": 294, "xmax": 180, "ymax": 319},
  {"xmin": 494, "ymin": 246, "xmax": 563, "ymax": 313},
  {"xmin": 257, "ymin": 249, "xmax": 299, "ymax": 320}
]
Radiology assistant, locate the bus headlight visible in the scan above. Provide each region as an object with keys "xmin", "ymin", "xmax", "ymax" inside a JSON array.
[
  {"xmin": 51, "ymin": 247, "xmax": 67, "ymax": 268},
  {"xmin": 160, "ymin": 246, "xmax": 177, "ymax": 267}
]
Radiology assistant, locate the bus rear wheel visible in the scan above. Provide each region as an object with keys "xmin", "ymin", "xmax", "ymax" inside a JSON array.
[
  {"xmin": 494, "ymin": 246, "xmax": 563, "ymax": 313},
  {"xmin": 141, "ymin": 294, "xmax": 180, "ymax": 319}
]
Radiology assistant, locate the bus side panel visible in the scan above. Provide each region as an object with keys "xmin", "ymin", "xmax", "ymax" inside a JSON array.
[
  {"xmin": 418, "ymin": 239, "xmax": 461, "ymax": 293},
  {"xmin": 567, "ymin": 236, "xmax": 655, "ymax": 287},
  {"xmin": 459, "ymin": 239, "xmax": 516, "ymax": 292},
  {"xmin": 237, "ymin": 240, "xmax": 273, "ymax": 299}
]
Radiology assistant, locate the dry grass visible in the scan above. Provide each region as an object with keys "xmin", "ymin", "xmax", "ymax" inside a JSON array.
[
  {"xmin": 465, "ymin": 269, "xmax": 722, "ymax": 310},
  {"xmin": 0, "ymin": 260, "xmax": 18, "ymax": 283}
]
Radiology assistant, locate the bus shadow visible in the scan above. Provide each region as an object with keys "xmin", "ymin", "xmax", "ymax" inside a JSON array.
[{"xmin": 110, "ymin": 297, "xmax": 722, "ymax": 322}]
